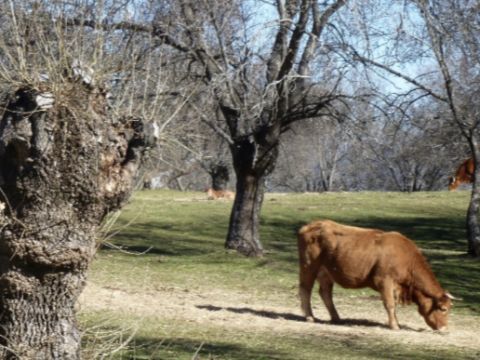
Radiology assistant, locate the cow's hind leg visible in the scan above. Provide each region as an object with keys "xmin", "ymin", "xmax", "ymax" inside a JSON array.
[
  {"xmin": 318, "ymin": 269, "xmax": 340, "ymax": 323},
  {"xmin": 299, "ymin": 263, "xmax": 319, "ymax": 322},
  {"xmin": 379, "ymin": 279, "xmax": 400, "ymax": 330}
]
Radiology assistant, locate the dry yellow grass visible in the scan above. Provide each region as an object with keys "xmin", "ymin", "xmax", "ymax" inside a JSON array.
[{"xmin": 80, "ymin": 281, "xmax": 479, "ymax": 351}]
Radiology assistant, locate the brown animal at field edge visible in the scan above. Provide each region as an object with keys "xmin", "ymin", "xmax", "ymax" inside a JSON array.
[
  {"xmin": 449, "ymin": 158, "xmax": 474, "ymax": 190},
  {"xmin": 206, "ymin": 188, "xmax": 235, "ymax": 200}
]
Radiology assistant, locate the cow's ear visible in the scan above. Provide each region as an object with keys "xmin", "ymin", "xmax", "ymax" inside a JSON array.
[
  {"xmin": 434, "ymin": 294, "xmax": 448, "ymax": 309},
  {"xmin": 436, "ymin": 295, "xmax": 449, "ymax": 311}
]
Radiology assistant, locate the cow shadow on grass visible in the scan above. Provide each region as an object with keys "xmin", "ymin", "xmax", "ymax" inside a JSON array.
[
  {"xmin": 196, "ymin": 304, "xmax": 306, "ymax": 322},
  {"xmin": 195, "ymin": 304, "xmax": 417, "ymax": 331}
]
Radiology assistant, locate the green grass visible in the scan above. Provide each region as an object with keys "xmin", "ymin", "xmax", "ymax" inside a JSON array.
[
  {"xmin": 80, "ymin": 310, "xmax": 478, "ymax": 360},
  {"xmin": 81, "ymin": 190, "xmax": 480, "ymax": 359}
]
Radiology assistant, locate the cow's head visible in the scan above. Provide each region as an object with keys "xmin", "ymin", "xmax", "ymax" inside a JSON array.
[
  {"xmin": 448, "ymin": 177, "xmax": 458, "ymax": 191},
  {"xmin": 416, "ymin": 292, "xmax": 453, "ymax": 330}
]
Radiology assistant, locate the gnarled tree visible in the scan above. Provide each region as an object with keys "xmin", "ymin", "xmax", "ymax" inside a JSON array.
[
  {"xmin": 0, "ymin": 1, "xmax": 163, "ymax": 357},
  {"xmin": 0, "ymin": 75, "xmax": 151, "ymax": 359}
]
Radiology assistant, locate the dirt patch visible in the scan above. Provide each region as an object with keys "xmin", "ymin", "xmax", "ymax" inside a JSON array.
[{"xmin": 79, "ymin": 282, "xmax": 480, "ymax": 352}]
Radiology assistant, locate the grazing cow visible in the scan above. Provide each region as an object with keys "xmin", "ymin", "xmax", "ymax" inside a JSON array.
[
  {"xmin": 449, "ymin": 158, "xmax": 474, "ymax": 191},
  {"xmin": 298, "ymin": 220, "xmax": 454, "ymax": 330},
  {"xmin": 206, "ymin": 188, "xmax": 235, "ymax": 200}
]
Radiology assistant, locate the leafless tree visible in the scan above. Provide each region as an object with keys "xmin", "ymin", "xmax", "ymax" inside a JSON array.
[
  {"xmin": 270, "ymin": 95, "xmax": 461, "ymax": 192},
  {"xmin": 350, "ymin": 0, "xmax": 480, "ymax": 255},
  {"xmin": 146, "ymin": 102, "xmax": 233, "ymax": 191},
  {"xmin": 144, "ymin": 0, "xmax": 347, "ymax": 256},
  {"xmin": 415, "ymin": 1, "xmax": 480, "ymax": 256},
  {"xmin": 71, "ymin": 0, "xmax": 347, "ymax": 256}
]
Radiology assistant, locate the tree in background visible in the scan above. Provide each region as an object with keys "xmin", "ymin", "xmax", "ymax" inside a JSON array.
[
  {"xmin": 358, "ymin": 104, "xmax": 461, "ymax": 192},
  {"xmin": 149, "ymin": 0, "xmax": 347, "ymax": 256},
  {"xmin": 195, "ymin": 108, "xmax": 234, "ymax": 192},
  {"xmin": 414, "ymin": 0, "xmax": 480, "ymax": 256},
  {"xmin": 270, "ymin": 93, "xmax": 463, "ymax": 193},
  {"xmin": 350, "ymin": 0, "xmax": 480, "ymax": 255},
  {"xmin": 271, "ymin": 117, "xmax": 350, "ymax": 192},
  {"xmin": 147, "ymin": 103, "xmax": 233, "ymax": 192}
]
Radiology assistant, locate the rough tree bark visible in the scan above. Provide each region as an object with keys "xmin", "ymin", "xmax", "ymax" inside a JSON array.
[
  {"xmin": 227, "ymin": 172, "xmax": 265, "ymax": 254},
  {"xmin": 0, "ymin": 80, "xmax": 151, "ymax": 358},
  {"xmin": 225, "ymin": 131, "xmax": 279, "ymax": 255},
  {"xmin": 466, "ymin": 138, "xmax": 480, "ymax": 256}
]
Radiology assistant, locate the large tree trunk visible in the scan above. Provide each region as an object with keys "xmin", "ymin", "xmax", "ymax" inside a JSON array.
[
  {"xmin": 226, "ymin": 172, "xmax": 265, "ymax": 256},
  {"xmin": 466, "ymin": 191, "xmax": 480, "ymax": 256},
  {"xmin": 0, "ymin": 83, "xmax": 150, "ymax": 358},
  {"xmin": 466, "ymin": 140, "xmax": 480, "ymax": 257},
  {"xmin": 224, "ymin": 131, "xmax": 278, "ymax": 257}
]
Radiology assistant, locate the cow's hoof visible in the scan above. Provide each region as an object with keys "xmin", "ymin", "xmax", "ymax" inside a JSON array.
[
  {"xmin": 330, "ymin": 318, "xmax": 341, "ymax": 324},
  {"xmin": 389, "ymin": 324, "xmax": 400, "ymax": 330},
  {"xmin": 306, "ymin": 316, "xmax": 315, "ymax": 323}
]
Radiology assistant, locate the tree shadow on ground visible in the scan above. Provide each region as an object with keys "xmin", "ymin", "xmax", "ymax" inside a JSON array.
[{"xmin": 107, "ymin": 332, "xmax": 469, "ymax": 360}]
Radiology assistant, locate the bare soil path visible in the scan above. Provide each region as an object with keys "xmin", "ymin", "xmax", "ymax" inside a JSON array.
[{"xmin": 79, "ymin": 282, "xmax": 480, "ymax": 354}]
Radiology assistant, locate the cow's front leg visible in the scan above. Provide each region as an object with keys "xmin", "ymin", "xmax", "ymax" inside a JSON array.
[
  {"xmin": 318, "ymin": 269, "xmax": 340, "ymax": 323},
  {"xmin": 380, "ymin": 280, "xmax": 400, "ymax": 330}
]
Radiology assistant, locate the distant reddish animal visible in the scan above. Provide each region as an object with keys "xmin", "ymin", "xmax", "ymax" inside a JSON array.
[
  {"xmin": 206, "ymin": 188, "xmax": 235, "ymax": 200},
  {"xmin": 449, "ymin": 158, "xmax": 474, "ymax": 191},
  {"xmin": 297, "ymin": 220, "xmax": 455, "ymax": 330}
]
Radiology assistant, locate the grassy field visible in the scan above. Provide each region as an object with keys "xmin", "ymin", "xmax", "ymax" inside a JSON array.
[{"xmin": 79, "ymin": 190, "xmax": 480, "ymax": 359}]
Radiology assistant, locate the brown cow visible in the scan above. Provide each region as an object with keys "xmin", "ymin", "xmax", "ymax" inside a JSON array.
[
  {"xmin": 298, "ymin": 220, "xmax": 454, "ymax": 330},
  {"xmin": 449, "ymin": 158, "xmax": 474, "ymax": 191},
  {"xmin": 206, "ymin": 188, "xmax": 235, "ymax": 200}
]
